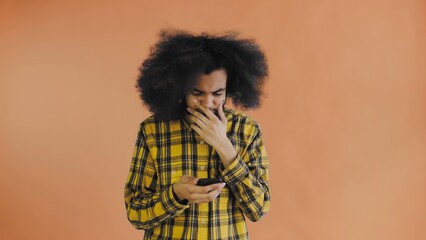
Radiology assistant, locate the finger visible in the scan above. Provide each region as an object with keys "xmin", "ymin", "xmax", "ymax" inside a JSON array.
[
  {"xmin": 189, "ymin": 116, "xmax": 206, "ymax": 128},
  {"xmin": 213, "ymin": 182, "xmax": 226, "ymax": 193},
  {"xmin": 192, "ymin": 177, "xmax": 199, "ymax": 185},
  {"xmin": 218, "ymin": 101, "xmax": 226, "ymax": 124},
  {"xmin": 207, "ymin": 189, "xmax": 221, "ymax": 199},
  {"xmin": 188, "ymin": 112, "xmax": 208, "ymax": 128},
  {"xmin": 187, "ymin": 107, "xmax": 210, "ymax": 124},
  {"xmin": 196, "ymin": 104, "xmax": 217, "ymax": 120},
  {"xmin": 188, "ymin": 185, "xmax": 209, "ymax": 196},
  {"xmin": 191, "ymin": 192, "xmax": 219, "ymax": 203},
  {"xmin": 189, "ymin": 184, "xmax": 218, "ymax": 194},
  {"xmin": 191, "ymin": 194, "xmax": 212, "ymax": 204},
  {"xmin": 203, "ymin": 184, "xmax": 220, "ymax": 193},
  {"xmin": 180, "ymin": 175, "xmax": 192, "ymax": 183},
  {"xmin": 190, "ymin": 123, "xmax": 202, "ymax": 135},
  {"xmin": 201, "ymin": 183, "xmax": 226, "ymax": 194}
]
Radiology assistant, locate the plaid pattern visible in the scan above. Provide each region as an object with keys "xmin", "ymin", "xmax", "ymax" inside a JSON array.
[{"xmin": 124, "ymin": 108, "xmax": 270, "ymax": 240}]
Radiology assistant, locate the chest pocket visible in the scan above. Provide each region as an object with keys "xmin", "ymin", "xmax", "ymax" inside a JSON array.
[
  {"xmin": 168, "ymin": 168, "xmax": 183, "ymax": 185},
  {"xmin": 156, "ymin": 161, "xmax": 187, "ymax": 188},
  {"xmin": 156, "ymin": 147, "xmax": 193, "ymax": 188}
]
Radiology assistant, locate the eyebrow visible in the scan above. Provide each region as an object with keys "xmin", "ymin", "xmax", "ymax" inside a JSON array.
[{"xmin": 192, "ymin": 88, "xmax": 226, "ymax": 94}]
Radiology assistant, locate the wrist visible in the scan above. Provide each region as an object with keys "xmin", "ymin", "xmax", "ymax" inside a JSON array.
[
  {"xmin": 172, "ymin": 184, "xmax": 183, "ymax": 202},
  {"xmin": 215, "ymin": 139, "xmax": 237, "ymax": 168}
]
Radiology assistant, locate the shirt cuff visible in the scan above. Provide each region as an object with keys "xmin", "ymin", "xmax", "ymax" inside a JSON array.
[
  {"xmin": 161, "ymin": 185, "xmax": 190, "ymax": 215},
  {"xmin": 221, "ymin": 155, "xmax": 250, "ymax": 186}
]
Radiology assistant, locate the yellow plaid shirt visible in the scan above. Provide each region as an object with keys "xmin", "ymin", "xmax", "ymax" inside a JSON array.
[{"xmin": 124, "ymin": 108, "xmax": 270, "ymax": 240}]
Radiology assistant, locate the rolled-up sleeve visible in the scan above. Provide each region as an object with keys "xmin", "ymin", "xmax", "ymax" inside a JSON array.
[
  {"xmin": 222, "ymin": 125, "xmax": 271, "ymax": 222},
  {"xmin": 124, "ymin": 124, "xmax": 189, "ymax": 230}
]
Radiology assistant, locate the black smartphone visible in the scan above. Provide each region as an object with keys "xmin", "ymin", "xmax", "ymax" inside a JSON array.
[{"xmin": 196, "ymin": 178, "xmax": 223, "ymax": 186}]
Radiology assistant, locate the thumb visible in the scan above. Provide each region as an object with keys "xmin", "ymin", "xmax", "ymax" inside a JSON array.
[
  {"xmin": 181, "ymin": 175, "xmax": 198, "ymax": 183},
  {"xmin": 192, "ymin": 177, "xmax": 199, "ymax": 185}
]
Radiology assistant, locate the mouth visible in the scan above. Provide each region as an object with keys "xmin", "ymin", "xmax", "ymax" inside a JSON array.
[{"xmin": 212, "ymin": 108, "xmax": 219, "ymax": 117}]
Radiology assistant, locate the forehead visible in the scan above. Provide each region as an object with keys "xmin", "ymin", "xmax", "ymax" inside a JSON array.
[{"xmin": 194, "ymin": 69, "xmax": 227, "ymax": 91}]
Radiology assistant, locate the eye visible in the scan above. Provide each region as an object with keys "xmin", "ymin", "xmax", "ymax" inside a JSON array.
[
  {"xmin": 191, "ymin": 92, "xmax": 202, "ymax": 96},
  {"xmin": 213, "ymin": 92, "xmax": 223, "ymax": 96}
]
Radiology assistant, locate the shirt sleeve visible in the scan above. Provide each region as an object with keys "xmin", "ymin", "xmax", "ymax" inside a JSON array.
[
  {"xmin": 124, "ymin": 124, "xmax": 190, "ymax": 230},
  {"xmin": 221, "ymin": 125, "xmax": 271, "ymax": 222}
]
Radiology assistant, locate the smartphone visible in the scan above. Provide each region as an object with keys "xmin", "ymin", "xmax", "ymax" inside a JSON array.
[{"xmin": 196, "ymin": 178, "xmax": 223, "ymax": 186}]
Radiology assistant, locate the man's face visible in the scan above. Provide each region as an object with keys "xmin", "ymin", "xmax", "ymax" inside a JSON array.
[{"xmin": 185, "ymin": 68, "xmax": 227, "ymax": 115}]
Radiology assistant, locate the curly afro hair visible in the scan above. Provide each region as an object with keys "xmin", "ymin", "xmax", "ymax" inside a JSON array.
[{"xmin": 136, "ymin": 30, "xmax": 268, "ymax": 121}]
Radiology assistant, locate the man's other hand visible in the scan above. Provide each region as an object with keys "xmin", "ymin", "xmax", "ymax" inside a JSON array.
[{"xmin": 172, "ymin": 175, "xmax": 226, "ymax": 204}]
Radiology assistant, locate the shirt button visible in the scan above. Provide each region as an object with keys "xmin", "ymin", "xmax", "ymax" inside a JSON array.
[
  {"xmin": 201, "ymin": 220, "xmax": 206, "ymax": 224},
  {"xmin": 200, "ymin": 166, "xmax": 205, "ymax": 170},
  {"xmin": 172, "ymin": 171, "xmax": 176, "ymax": 174},
  {"xmin": 200, "ymin": 140, "xmax": 205, "ymax": 145}
]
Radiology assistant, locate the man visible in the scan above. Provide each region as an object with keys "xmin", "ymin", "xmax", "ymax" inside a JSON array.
[{"xmin": 124, "ymin": 30, "xmax": 271, "ymax": 240}]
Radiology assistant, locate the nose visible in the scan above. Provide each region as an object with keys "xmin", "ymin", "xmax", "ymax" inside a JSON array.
[{"xmin": 200, "ymin": 95, "xmax": 215, "ymax": 109}]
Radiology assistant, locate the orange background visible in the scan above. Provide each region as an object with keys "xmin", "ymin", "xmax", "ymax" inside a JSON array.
[{"xmin": 1, "ymin": 1, "xmax": 426, "ymax": 239}]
